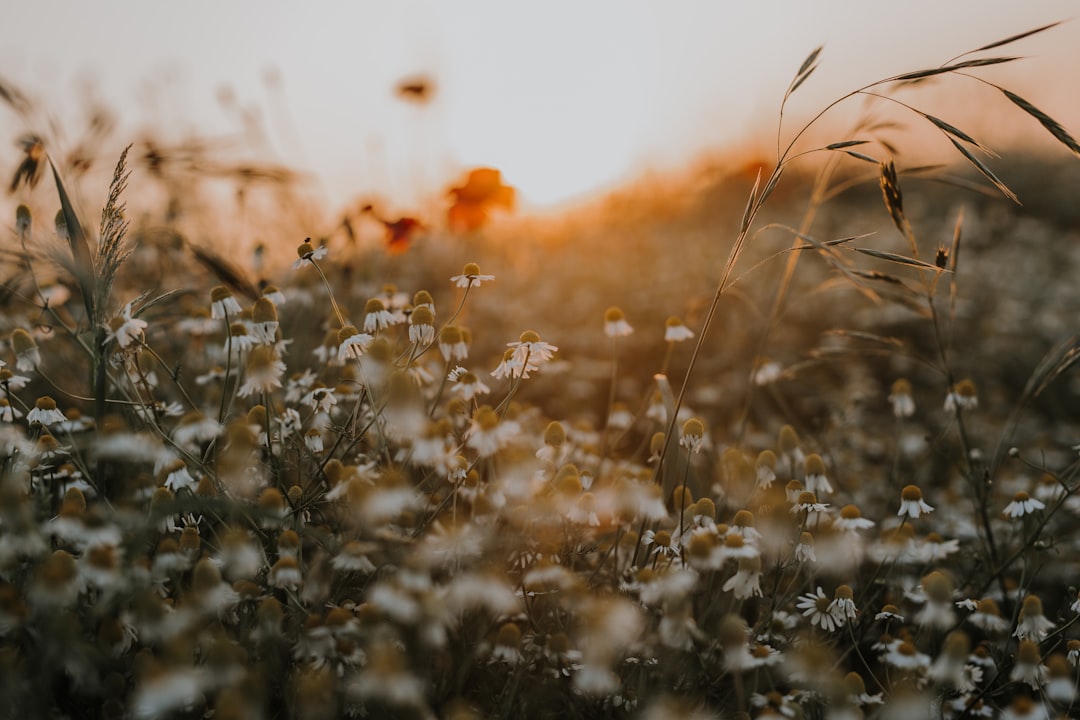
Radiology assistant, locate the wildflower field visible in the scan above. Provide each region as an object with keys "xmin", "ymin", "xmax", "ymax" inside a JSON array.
[{"xmin": 5, "ymin": 20, "xmax": 1080, "ymax": 720}]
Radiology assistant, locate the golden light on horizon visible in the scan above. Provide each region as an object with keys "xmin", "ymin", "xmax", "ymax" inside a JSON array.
[
  {"xmin": 446, "ymin": 86, "xmax": 649, "ymax": 209},
  {"xmin": 1, "ymin": 1, "xmax": 1078, "ymax": 218}
]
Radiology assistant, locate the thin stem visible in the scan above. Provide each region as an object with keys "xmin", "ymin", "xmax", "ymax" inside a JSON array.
[
  {"xmin": 137, "ymin": 342, "xmax": 200, "ymax": 411},
  {"xmin": 595, "ymin": 335, "xmax": 621, "ymax": 472},
  {"xmin": 426, "ymin": 355, "xmax": 453, "ymax": 418},
  {"xmin": 217, "ymin": 312, "xmax": 236, "ymax": 426},
  {"xmin": 311, "ymin": 261, "xmax": 347, "ymax": 329}
]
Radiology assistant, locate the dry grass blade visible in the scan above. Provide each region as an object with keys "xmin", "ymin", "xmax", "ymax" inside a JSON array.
[
  {"xmin": 879, "ymin": 138, "xmax": 901, "ymax": 156},
  {"xmin": 948, "ymin": 209, "xmax": 963, "ymax": 313},
  {"xmin": 949, "ymin": 210, "xmax": 962, "ymax": 274},
  {"xmin": 824, "ymin": 141, "xmax": 879, "ymax": 163},
  {"xmin": 923, "ymin": 114, "xmax": 995, "ymax": 155},
  {"xmin": 969, "ymin": 21, "xmax": 1062, "ymax": 54},
  {"xmin": 902, "ymin": 164, "xmax": 949, "ymax": 175},
  {"xmin": 780, "ymin": 231, "xmax": 867, "ymax": 249},
  {"xmin": 794, "ymin": 233, "xmax": 873, "ymax": 248},
  {"xmin": 50, "ymin": 159, "xmax": 97, "ymax": 321},
  {"xmin": 844, "ymin": 150, "xmax": 880, "ymax": 164},
  {"xmin": 789, "ymin": 231, "xmax": 854, "ymax": 258},
  {"xmin": 848, "ymin": 246, "xmax": 943, "ymax": 271},
  {"xmin": 135, "ymin": 288, "xmax": 191, "ymax": 318},
  {"xmin": 921, "ymin": 174, "xmax": 1003, "ymax": 198},
  {"xmin": 739, "ymin": 168, "xmax": 762, "ymax": 233},
  {"xmin": 992, "ymin": 336, "xmax": 1080, "ymax": 471},
  {"xmin": 787, "ymin": 46, "xmax": 823, "ymax": 97},
  {"xmin": 1011, "ymin": 335, "xmax": 1080, "ymax": 405},
  {"xmin": 654, "ymin": 374, "xmax": 676, "ymax": 427},
  {"xmin": 1031, "ymin": 343, "xmax": 1080, "ymax": 398},
  {"xmin": 825, "ymin": 140, "xmax": 869, "ymax": 150},
  {"xmin": 790, "ymin": 230, "xmax": 882, "ymax": 303},
  {"xmin": 759, "ymin": 168, "xmax": 785, "ymax": 204},
  {"xmin": 1000, "ymin": 88, "xmax": 1080, "ymax": 158},
  {"xmin": 0, "ymin": 76, "xmax": 31, "ymax": 115},
  {"xmin": 189, "ymin": 244, "xmax": 260, "ymax": 301},
  {"xmin": 788, "ymin": 67, "xmax": 818, "ymax": 97},
  {"xmin": 890, "ymin": 56, "xmax": 1018, "ymax": 82},
  {"xmin": 824, "ymin": 328, "xmax": 906, "ymax": 347},
  {"xmin": 850, "ymin": 268, "xmax": 915, "ymax": 288},
  {"xmin": 796, "ymin": 46, "xmax": 823, "ymax": 79},
  {"xmin": 946, "ymin": 137, "xmax": 1019, "ymax": 203},
  {"xmin": 800, "ymin": 344, "xmax": 901, "ymax": 366}
]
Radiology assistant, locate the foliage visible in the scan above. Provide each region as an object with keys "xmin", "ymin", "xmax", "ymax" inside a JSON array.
[{"xmin": 1, "ymin": 22, "xmax": 1080, "ymax": 720}]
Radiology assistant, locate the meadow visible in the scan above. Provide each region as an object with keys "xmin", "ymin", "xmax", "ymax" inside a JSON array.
[{"xmin": 3, "ymin": 22, "xmax": 1080, "ymax": 720}]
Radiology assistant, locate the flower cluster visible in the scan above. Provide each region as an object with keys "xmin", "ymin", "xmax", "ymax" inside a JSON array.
[{"xmin": 6, "ymin": 32, "xmax": 1080, "ymax": 717}]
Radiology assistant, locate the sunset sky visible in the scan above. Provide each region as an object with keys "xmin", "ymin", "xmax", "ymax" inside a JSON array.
[{"xmin": 1, "ymin": 1, "xmax": 1077, "ymax": 212}]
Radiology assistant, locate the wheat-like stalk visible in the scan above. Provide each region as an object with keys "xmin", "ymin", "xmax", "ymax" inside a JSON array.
[{"xmin": 94, "ymin": 144, "xmax": 135, "ymax": 320}]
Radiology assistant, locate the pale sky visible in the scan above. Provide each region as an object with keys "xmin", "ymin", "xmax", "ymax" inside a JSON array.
[{"xmin": 1, "ymin": 1, "xmax": 1077, "ymax": 212}]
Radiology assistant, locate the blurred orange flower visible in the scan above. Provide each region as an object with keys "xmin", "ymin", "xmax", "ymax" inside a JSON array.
[
  {"xmin": 447, "ymin": 167, "xmax": 515, "ymax": 232},
  {"xmin": 361, "ymin": 205, "xmax": 425, "ymax": 254}
]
